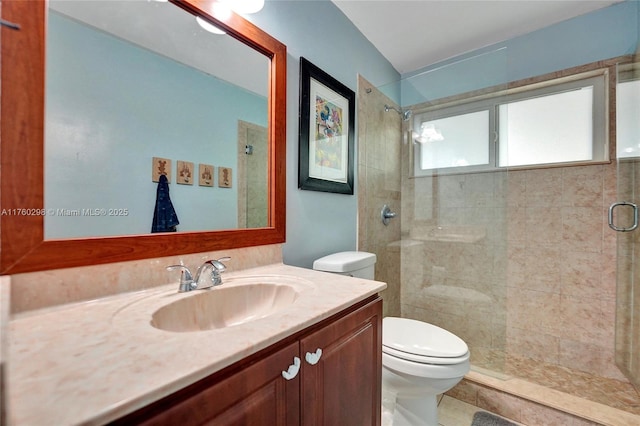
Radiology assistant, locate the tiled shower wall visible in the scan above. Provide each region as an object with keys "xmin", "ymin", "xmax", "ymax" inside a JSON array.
[
  {"xmin": 505, "ymin": 165, "xmax": 621, "ymax": 380},
  {"xmin": 357, "ymin": 76, "xmax": 402, "ymax": 317},
  {"xmin": 357, "ymin": 74, "xmax": 629, "ymax": 385},
  {"xmin": 400, "ymin": 162, "xmax": 628, "ymax": 383}
]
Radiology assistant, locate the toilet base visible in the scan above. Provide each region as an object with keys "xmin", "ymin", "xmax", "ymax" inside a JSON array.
[{"xmin": 382, "ymin": 389, "xmax": 438, "ymax": 426}]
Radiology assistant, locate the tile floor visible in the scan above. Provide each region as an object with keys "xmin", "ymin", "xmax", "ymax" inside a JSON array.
[
  {"xmin": 437, "ymin": 395, "xmax": 522, "ymax": 426},
  {"xmin": 473, "ymin": 349, "xmax": 640, "ymax": 415}
]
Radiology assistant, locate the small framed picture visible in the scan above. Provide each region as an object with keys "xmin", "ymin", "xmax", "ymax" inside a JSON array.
[
  {"xmin": 177, "ymin": 160, "xmax": 194, "ymax": 185},
  {"xmin": 152, "ymin": 157, "xmax": 171, "ymax": 182},
  {"xmin": 218, "ymin": 167, "xmax": 232, "ymax": 188},
  {"xmin": 199, "ymin": 164, "xmax": 214, "ymax": 187}
]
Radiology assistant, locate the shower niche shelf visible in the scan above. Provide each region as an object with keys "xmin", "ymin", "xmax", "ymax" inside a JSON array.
[{"xmin": 412, "ymin": 225, "xmax": 486, "ymax": 244}]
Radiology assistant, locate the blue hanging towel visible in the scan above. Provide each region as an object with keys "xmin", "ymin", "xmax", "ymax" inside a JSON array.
[{"xmin": 151, "ymin": 174, "xmax": 179, "ymax": 233}]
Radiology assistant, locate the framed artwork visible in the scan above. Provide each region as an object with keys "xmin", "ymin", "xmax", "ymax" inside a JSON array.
[
  {"xmin": 152, "ymin": 157, "xmax": 171, "ymax": 182},
  {"xmin": 298, "ymin": 57, "xmax": 355, "ymax": 194},
  {"xmin": 177, "ymin": 160, "xmax": 194, "ymax": 185},
  {"xmin": 218, "ymin": 167, "xmax": 232, "ymax": 188},
  {"xmin": 199, "ymin": 163, "xmax": 214, "ymax": 187}
]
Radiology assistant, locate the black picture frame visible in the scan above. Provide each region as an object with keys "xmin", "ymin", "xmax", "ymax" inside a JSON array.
[{"xmin": 298, "ymin": 57, "xmax": 355, "ymax": 195}]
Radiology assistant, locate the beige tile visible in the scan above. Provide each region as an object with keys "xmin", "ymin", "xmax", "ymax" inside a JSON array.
[
  {"xmin": 437, "ymin": 176, "xmax": 467, "ymax": 209},
  {"xmin": 476, "ymin": 387, "xmax": 524, "ymax": 422},
  {"xmin": 506, "ymin": 328, "xmax": 560, "ymax": 364},
  {"xmin": 437, "ymin": 396, "xmax": 482, "ymax": 426},
  {"xmin": 465, "ymin": 173, "xmax": 499, "ymax": 208},
  {"xmin": 561, "ymin": 165, "xmax": 604, "ymax": 208},
  {"xmin": 445, "ymin": 381, "xmax": 479, "ymax": 406},
  {"xmin": 602, "ymin": 161, "xmax": 618, "ymax": 204},
  {"xmin": 506, "ymin": 287, "xmax": 561, "ymax": 335},
  {"xmin": 506, "ymin": 170, "xmax": 527, "ymax": 208},
  {"xmin": 559, "ymin": 339, "xmax": 628, "ymax": 381},
  {"xmin": 558, "ymin": 295, "xmax": 613, "ymax": 344},
  {"xmin": 561, "ymin": 206, "xmax": 604, "ymax": 253},
  {"xmin": 560, "ymin": 250, "xmax": 608, "ymax": 300},
  {"xmin": 506, "ymin": 206, "xmax": 527, "ymax": 243},
  {"xmin": 525, "ymin": 206, "xmax": 563, "ymax": 244},
  {"xmin": 523, "ymin": 243, "xmax": 562, "ymax": 293},
  {"xmin": 525, "ymin": 168, "xmax": 563, "ymax": 207},
  {"xmin": 505, "ymin": 243, "xmax": 527, "ymax": 288},
  {"xmin": 521, "ymin": 401, "xmax": 591, "ymax": 426}
]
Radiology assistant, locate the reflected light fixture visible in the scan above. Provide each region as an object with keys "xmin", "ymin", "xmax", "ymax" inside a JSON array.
[
  {"xmin": 195, "ymin": 0, "xmax": 264, "ymax": 35},
  {"xmin": 414, "ymin": 123, "xmax": 444, "ymax": 143},
  {"xmin": 196, "ymin": 16, "xmax": 226, "ymax": 35}
]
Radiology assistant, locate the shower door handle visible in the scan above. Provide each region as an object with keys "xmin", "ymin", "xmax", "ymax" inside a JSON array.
[{"xmin": 608, "ymin": 202, "xmax": 638, "ymax": 232}]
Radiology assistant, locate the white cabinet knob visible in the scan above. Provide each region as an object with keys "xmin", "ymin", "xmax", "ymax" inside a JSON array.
[
  {"xmin": 305, "ymin": 348, "xmax": 322, "ymax": 365},
  {"xmin": 282, "ymin": 356, "xmax": 301, "ymax": 380}
]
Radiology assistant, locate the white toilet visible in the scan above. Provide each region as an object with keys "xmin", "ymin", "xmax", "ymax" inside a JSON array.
[
  {"xmin": 313, "ymin": 251, "xmax": 470, "ymax": 426},
  {"xmin": 312, "ymin": 250, "xmax": 376, "ymax": 279},
  {"xmin": 382, "ymin": 317, "xmax": 469, "ymax": 425}
]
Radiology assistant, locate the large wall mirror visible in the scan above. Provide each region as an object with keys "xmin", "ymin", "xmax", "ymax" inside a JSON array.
[{"xmin": 0, "ymin": 0, "xmax": 286, "ymax": 274}]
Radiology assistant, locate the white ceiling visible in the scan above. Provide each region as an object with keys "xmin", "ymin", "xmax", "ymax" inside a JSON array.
[{"xmin": 331, "ymin": 0, "xmax": 623, "ymax": 74}]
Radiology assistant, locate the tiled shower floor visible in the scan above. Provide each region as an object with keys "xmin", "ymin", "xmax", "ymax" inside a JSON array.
[{"xmin": 473, "ymin": 350, "xmax": 640, "ymax": 415}]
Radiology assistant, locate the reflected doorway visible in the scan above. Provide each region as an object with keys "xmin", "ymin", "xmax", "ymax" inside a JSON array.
[{"xmin": 237, "ymin": 121, "xmax": 268, "ymax": 228}]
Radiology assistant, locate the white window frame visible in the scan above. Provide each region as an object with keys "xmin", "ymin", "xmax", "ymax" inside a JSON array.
[
  {"xmin": 616, "ymin": 63, "xmax": 640, "ymax": 159},
  {"xmin": 412, "ymin": 69, "xmax": 609, "ymax": 176}
]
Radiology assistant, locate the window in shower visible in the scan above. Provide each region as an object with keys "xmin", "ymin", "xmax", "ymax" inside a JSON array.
[
  {"xmin": 498, "ymin": 74, "xmax": 607, "ymax": 167},
  {"xmin": 616, "ymin": 77, "xmax": 640, "ymax": 159},
  {"xmin": 413, "ymin": 70, "xmax": 609, "ymax": 175},
  {"xmin": 416, "ymin": 108, "xmax": 492, "ymax": 170}
]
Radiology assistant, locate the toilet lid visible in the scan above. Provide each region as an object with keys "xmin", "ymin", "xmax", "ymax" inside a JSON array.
[{"xmin": 383, "ymin": 317, "xmax": 468, "ymax": 358}]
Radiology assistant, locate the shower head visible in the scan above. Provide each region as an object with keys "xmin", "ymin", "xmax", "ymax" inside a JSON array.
[{"xmin": 384, "ymin": 104, "xmax": 412, "ymax": 121}]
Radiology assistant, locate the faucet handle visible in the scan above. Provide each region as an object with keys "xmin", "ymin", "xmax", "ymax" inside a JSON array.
[
  {"xmin": 166, "ymin": 264, "xmax": 193, "ymax": 279},
  {"xmin": 202, "ymin": 257, "xmax": 230, "ymax": 286},
  {"xmin": 209, "ymin": 256, "xmax": 230, "ymax": 272},
  {"xmin": 166, "ymin": 265, "xmax": 196, "ymax": 292}
]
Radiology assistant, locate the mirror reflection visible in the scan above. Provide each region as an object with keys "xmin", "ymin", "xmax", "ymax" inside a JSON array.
[{"xmin": 44, "ymin": 0, "xmax": 270, "ymax": 239}]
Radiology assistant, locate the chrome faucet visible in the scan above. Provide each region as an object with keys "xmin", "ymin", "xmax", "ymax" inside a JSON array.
[{"xmin": 166, "ymin": 257, "xmax": 230, "ymax": 292}]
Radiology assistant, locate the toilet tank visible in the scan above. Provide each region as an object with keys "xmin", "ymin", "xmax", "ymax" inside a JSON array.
[{"xmin": 312, "ymin": 251, "xmax": 376, "ymax": 280}]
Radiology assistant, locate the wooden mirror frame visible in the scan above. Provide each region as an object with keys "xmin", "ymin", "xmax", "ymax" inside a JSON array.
[{"xmin": 0, "ymin": 0, "xmax": 286, "ymax": 274}]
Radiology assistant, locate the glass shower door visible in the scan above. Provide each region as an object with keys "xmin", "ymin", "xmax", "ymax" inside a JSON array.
[{"xmin": 612, "ymin": 61, "xmax": 640, "ymax": 392}]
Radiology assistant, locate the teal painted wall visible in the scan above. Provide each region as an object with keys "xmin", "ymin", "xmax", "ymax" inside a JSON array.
[{"xmin": 248, "ymin": 0, "xmax": 401, "ymax": 268}]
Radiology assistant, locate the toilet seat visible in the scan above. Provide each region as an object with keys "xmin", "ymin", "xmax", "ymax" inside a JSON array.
[
  {"xmin": 383, "ymin": 317, "xmax": 469, "ymax": 365},
  {"xmin": 383, "ymin": 344, "xmax": 469, "ymax": 365}
]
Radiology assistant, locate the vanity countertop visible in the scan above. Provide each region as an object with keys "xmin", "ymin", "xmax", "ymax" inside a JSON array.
[{"xmin": 7, "ymin": 263, "xmax": 386, "ymax": 425}]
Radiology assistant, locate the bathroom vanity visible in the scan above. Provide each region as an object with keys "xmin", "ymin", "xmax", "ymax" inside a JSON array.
[
  {"xmin": 114, "ymin": 295, "xmax": 381, "ymax": 425},
  {"xmin": 7, "ymin": 263, "xmax": 385, "ymax": 425}
]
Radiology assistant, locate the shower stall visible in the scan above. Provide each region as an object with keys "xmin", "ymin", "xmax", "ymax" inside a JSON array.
[{"xmin": 357, "ymin": 3, "xmax": 640, "ymax": 421}]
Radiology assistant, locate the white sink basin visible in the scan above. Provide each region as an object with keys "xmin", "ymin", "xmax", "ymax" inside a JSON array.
[{"xmin": 150, "ymin": 283, "xmax": 299, "ymax": 332}]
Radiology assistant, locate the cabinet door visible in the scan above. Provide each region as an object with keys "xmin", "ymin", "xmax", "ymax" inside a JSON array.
[
  {"xmin": 119, "ymin": 341, "xmax": 300, "ymax": 426},
  {"xmin": 300, "ymin": 298, "xmax": 382, "ymax": 426}
]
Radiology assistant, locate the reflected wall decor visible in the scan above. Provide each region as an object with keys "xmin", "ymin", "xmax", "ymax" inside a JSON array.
[{"xmin": 298, "ymin": 57, "xmax": 355, "ymax": 194}]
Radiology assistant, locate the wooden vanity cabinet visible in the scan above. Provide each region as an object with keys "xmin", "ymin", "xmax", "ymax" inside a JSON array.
[
  {"xmin": 111, "ymin": 296, "xmax": 382, "ymax": 426},
  {"xmin": 300, "ymin": 298, "xmax": 382, "ymax": 425}
]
